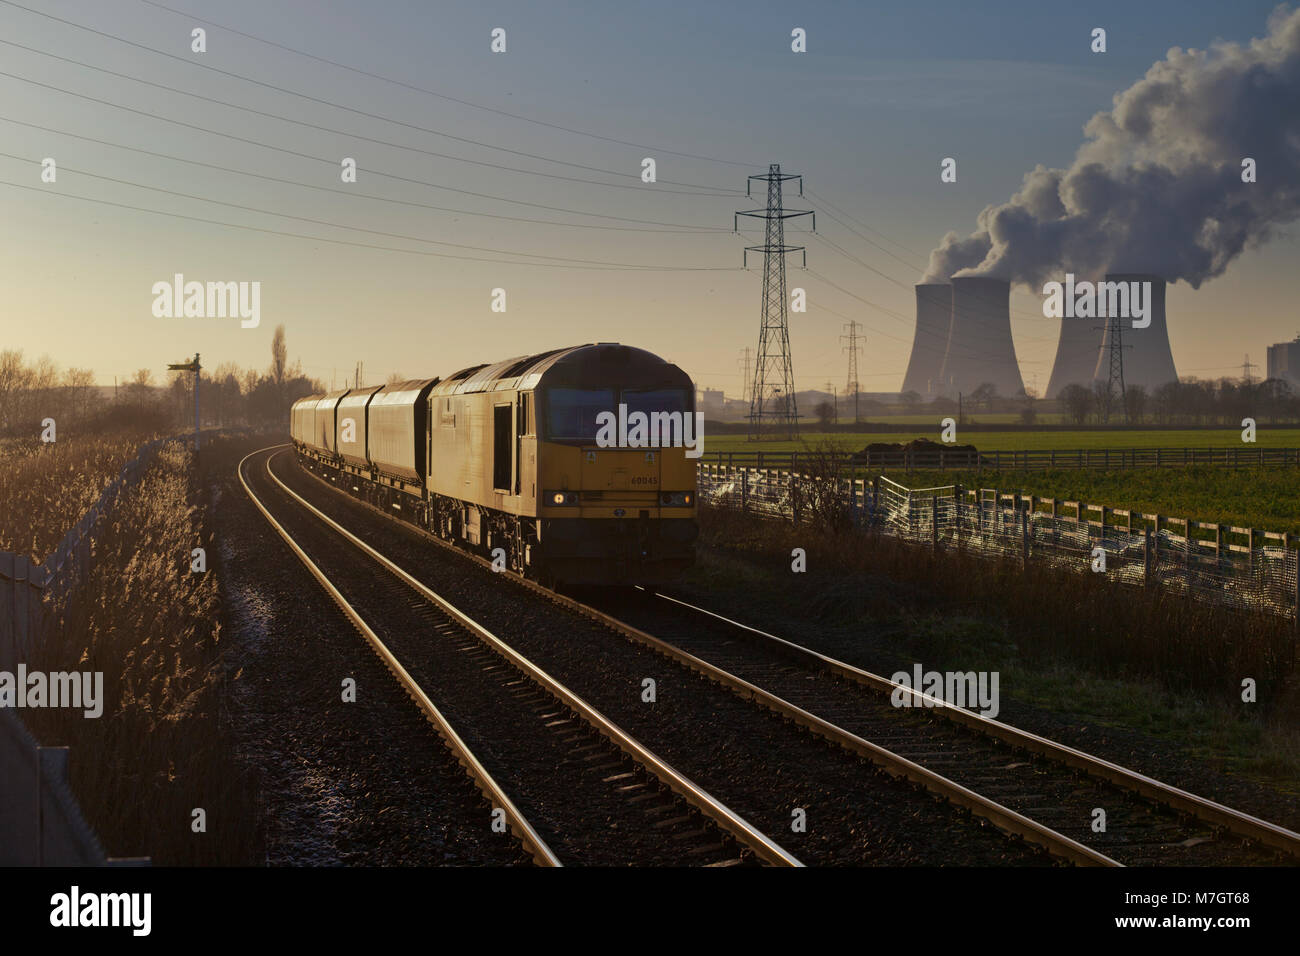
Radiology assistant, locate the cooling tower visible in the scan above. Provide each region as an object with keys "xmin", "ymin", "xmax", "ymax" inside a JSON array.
[
  {"xmin": 1091, "ymin": 274, "xmax": 1179, "ymax": 391},
  {"xmin": 901, "ymin": 283, "xmax": 952, "ymax": 396},
  {"xmin": 1046, "ymin": 316, "xmax": 1105, "ymax": 398},
  {"xmin": 938, "ymin": 276, "xmax": 1025, "ymax": 398}
]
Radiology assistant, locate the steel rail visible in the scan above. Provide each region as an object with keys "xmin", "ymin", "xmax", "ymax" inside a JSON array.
[
  {"xmin": 239, "ymin": 446, "xmax": 561, "ymax": 867},
  {"xmin": 644, "ymin": 589, "xmax": 1300, "ymax": 860},
  {"xmin": 289, "ymin": 450, "xmax": 1115, "ymax": 866},
  {"xmin": 549, "ymin": 589, "xmax": 1121, "ymax": 867},
  {"xmin": 265, "ymin": 448, "xmax": 802, "ymax": 867}
]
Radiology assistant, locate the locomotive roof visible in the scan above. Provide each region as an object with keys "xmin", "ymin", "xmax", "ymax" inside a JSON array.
[{"xmin": 429, "ymin": 343, "xmax": 689, "ymax": 396}]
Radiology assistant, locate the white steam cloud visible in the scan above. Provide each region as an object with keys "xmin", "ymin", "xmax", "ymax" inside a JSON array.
[{"xmin": 924, "ymin": 7, "xmax": 1300, "ymax": 288}]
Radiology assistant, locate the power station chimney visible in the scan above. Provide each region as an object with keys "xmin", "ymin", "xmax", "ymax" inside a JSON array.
[
  {"xmin": 902, "ymin": 283, "xmax": 951, "ymax": 396},
  {"xmin": 1092, "ymin": 274, "xmax": 1178, "ymax": 391},
  {"xmin": 1046, "ymin": 316, "xmax": 1105, "ymax": 398},
  {"xmin": 938, "ymin": 276, "xmax": 1024, "ymax": 398}
]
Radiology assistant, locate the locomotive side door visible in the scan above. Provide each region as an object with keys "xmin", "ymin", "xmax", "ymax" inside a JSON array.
[{"xmin": 492, "ymin": 401, "xmax": 513, "ymax": 493}]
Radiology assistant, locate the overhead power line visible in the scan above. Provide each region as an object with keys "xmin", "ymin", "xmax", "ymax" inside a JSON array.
[
  {"xmin": 0, "ymin": 150, "xmax": 733, "ymax": 267},
  {"xmin": 0, "ymin": 113, "xmax": 730, "ymax": 234},
  {"xmin": 0, "ymin": 178, "xmax": 734, "ymax": 271},
  {"xmin": 0, "ymin": 35, "xmax": 739, "ymax": 196},
  {"xmin": 136, "ymin": 0, "xmax": 756, "ymax": 168},
  {"xmin": 0, "ymin": 69, "xmax": 735, "ymax": 226}
]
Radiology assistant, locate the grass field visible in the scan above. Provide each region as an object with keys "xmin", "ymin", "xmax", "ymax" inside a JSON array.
[
  {"xmin": 710, "ymin": 412, "xmax": 1070, "ymax": 426},
  {"xmin": 876, "ymin": 465, "xmax": 1300, "ymax": 534},
  {"xmin": 705, "ymin": 427, "xmax": 1300, "ymax": 454}
]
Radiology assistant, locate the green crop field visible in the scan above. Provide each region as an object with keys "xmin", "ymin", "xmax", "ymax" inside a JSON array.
[
  {"xmin": 864, "ymin": 466, "xmax": 1300, "ymax": 535},
  {"xmin": 709, "ymin": 412, "xmax": 1070, "ymax": 426},
  {"xmin": 703, "ymin": 427, "xmax": 1300, "ymax": 455}
]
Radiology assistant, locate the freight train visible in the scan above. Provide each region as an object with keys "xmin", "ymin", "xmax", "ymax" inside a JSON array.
[{"xmin": 289, "ymin": 343, "xmax": 698, "ymax": 585}]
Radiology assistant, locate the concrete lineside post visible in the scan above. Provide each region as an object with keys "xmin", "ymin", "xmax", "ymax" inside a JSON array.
[
  {"xmin": 954, "ymin": 484, "xmax": 964, "ymax": 550},
  {"xmin": 1286, "ymin": 530, "xmax": 1294, "ymax": 600},
  {"xmin": 1144, "ymin": 528, "xmax": 1153, "ymax": 588},
  {"xmin": 1021, "ymin": 498, "xmax": 1030, "ymax": 569},
  {"xmin": 931, "ymin": 494, "xmax": 939, "ymax": 552}
]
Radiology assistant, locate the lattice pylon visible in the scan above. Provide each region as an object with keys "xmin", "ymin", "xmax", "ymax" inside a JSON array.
[{"xmin": 736, "ymin": 164, "xmax": 814, "ymax": 440}]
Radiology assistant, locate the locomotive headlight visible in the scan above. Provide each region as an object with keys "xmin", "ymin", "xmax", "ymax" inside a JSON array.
[{"xmin": 547, "ymin": 491, "xmax": 579, "ymax": 506}]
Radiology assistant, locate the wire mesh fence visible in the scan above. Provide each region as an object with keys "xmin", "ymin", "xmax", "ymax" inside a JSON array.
[
  {"xmin": 698, "ymin": 464, "xmax": 1300, "ymax": 623},
  {"xmin": 701, "ymin": 445, "xmax": 1300, "ymax": 472}
]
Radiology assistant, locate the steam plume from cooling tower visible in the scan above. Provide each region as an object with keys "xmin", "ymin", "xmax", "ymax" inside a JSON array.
[{"xmin": 923, "ymin": 7, "xmax": 1300, "ymax": 289}]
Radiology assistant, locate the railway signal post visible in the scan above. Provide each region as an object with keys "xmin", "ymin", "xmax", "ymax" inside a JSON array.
[{"xmin": 168, "ymin": 352, "xmax": 201, "ymax": 453}]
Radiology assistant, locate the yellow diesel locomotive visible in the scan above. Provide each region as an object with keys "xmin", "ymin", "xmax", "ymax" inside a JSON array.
[{"xmin": 290, "ymin": 343, "xmax": 698, "ymax": 584}]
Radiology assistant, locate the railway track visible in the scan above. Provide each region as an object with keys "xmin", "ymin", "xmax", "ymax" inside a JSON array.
[
  {"xmin": 240, "ymin": 445, "xmax": 800, "ymax": 867},
  {"xmin": 286, "ymin": 449, "xmax": 1126, "ymax": 866},
  {"xmin": 284, "ymin": 444, "xmax": 1300, "ymax": 867},
  {"xmin": 583, "ymin": 590, "xmax": 1300, "ymax": 867}
]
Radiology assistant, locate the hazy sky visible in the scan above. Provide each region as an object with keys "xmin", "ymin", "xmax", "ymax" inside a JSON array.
[{"xmin": 1, "ymin": 0, "xmax": 1295, "ymax": 395}]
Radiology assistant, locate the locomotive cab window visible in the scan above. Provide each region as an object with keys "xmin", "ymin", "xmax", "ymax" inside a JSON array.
[
  {"xmin": 493, "ymin": 403, "xmax": 513, "ymax": 492},
  {"xmin": 545, "ymin": 388, "xmax": 615, "ymax": 442},
  {"xmin": 621, "ymin": 388, "xmax": 692, "ymax": 417}
]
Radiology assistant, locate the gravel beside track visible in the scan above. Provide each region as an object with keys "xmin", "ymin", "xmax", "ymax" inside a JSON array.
[
  {"xmin": 209, "ymin": 436, "xmax": 528, "ymax": 865},
  {"xmin": 283, "ymin": 450, "xmax": 1054, "ymax": 866},
  {"xmin": 250, "ymin": 446, "xmax": 766, "ymax": 866}
]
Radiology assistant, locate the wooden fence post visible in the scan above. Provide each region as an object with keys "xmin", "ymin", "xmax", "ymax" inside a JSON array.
[{"xmin": 1144, "ymin": 528, "xmax": 1153, "ymax": 587}]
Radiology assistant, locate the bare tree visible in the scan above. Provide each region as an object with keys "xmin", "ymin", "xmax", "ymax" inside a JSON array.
[
  {"xmin": 1019, "ymin": 394, "xmax": 1037, "ymax": 425},
  {"xmin": 1124, "ymin": 384, "xmax": 1148, "ymax": 424},
  {"xmin": 1059, "ymin": 384, "xmax": 1093, "ymax": 425},
  {"xmin": 62, "ymin": 367, "xmax": 96, "ymax": 422},
  {"xmin": 0, "ymin": 349, "xmax": 31, "ymax": 428},
  {"xmin": 270, "ymin": 325, "xmax": 287, "ymax": 390},
  {"xmin": 127, "ymin": 368, "xmax": 155, "ymax": 412},
  {"xmin": 970, "ymin": 382, "xmax": 998, "ymax": 411}
]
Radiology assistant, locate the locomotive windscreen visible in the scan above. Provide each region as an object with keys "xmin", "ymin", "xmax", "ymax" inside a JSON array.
[
  {"xmin": 621, "ymin": 388, "xmax": 692, "ymax": 418},
  {"xmin": 544, "ymin": 387, "xmax": 691, "ymax": 441},
  {"xmin": 545, "ymin": 387, "xmax": 616, "ymax": 441}
]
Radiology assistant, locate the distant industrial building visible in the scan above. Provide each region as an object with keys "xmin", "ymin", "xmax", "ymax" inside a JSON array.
[
  {"xmin": 697, "ymin": 387, "xmax": 725, "ymax": 416},
  {"xmin": 1267, "ymin": 337, "xmax": 1300, "ymax": 386}
]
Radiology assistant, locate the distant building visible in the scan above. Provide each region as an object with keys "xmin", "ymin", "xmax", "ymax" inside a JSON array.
[
  {"xmin": 1267, "ymin": 337, "xmax": 1300, "ymax": 386},
  {"xmin": 698, "ymin": 387, "xmax": 726, "ymax": 418}
]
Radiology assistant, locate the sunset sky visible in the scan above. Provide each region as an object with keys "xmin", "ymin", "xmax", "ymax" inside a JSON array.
[{"xmin": 1, "ymin": 0, "xmax": 1295, "ymax": 396}]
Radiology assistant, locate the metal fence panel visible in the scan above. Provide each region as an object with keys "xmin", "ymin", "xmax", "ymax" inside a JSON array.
[{"xmin": 698, "ymin": 463, "xmax": 1299, "ymax": 623}]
